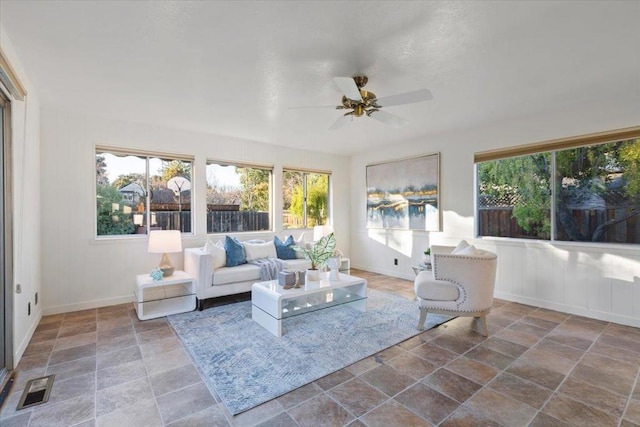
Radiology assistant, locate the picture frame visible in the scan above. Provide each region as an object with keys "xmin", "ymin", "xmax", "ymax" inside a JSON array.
[{"xmin": 366, "ymin": 153, "xmax": 440, "ymax": 231}]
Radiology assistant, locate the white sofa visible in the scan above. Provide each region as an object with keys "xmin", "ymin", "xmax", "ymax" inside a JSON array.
[{"xmin": 184, "ymin": 242, "xmax": 311, "ymax": 310}]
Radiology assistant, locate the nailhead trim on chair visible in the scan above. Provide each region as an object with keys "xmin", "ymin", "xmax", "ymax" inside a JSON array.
[
  {"xmin": 432, "ymin": 254, "xmax": 496, "ymax": 312},
  {"xmin": 432, "ymin": 260, "xmax": 462, "ymax": 311},
  {"xmin": 420, "ymin": 305, "xmax": 490, "ymax": 313}
]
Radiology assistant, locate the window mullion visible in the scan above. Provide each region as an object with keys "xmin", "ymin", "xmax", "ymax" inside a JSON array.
[
  {"xmin": 474, "ymin": 163, "xmax": 479, "ymax": 238},
  {"xmin": 145, "ymin": 157, "xmax": 150, "ymax": 234},
  {"xmin": 550, "ymin": 151, "xmax": 557, "ymax": 242},
  {"xmin": 303, "ymin": 173, "xmax": 308, "ymax": 228}
]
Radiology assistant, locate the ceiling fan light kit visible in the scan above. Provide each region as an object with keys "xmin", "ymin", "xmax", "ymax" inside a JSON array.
[
  {"xmin": 328, "ymin": 75, "xmax": 433, "ymax": 129},
  {"xmin": 336, "ymin": 76, "xmax": 378, "ymax": 117}
]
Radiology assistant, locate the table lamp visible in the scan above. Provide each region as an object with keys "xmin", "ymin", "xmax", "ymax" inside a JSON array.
[{"xmin": 148, "ymin": 230, "xmax": 182, "ymax": 277}]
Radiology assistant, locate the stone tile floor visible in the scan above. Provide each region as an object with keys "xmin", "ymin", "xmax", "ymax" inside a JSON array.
[{"xmin": 1, "ymin": 269, "xmax": 639, "ymax": 426}]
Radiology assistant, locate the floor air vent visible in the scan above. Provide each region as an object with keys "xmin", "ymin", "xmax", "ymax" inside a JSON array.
[{"xmin": 16, "ymin": 375, "xmax": 55, "ymax": 410}]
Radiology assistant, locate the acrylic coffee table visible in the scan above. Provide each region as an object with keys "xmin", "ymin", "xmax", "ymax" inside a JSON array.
[{"xmin": 251, "ymin": 272, "xmax": 367, "ymax": 337}]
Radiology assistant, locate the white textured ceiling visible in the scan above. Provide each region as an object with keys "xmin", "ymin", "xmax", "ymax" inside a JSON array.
[{"xmin": 1, "ymin": 1, "xmax": 639, "ymax": 155}]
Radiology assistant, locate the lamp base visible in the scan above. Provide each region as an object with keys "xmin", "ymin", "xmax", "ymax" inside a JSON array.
[
  {"xmin": 160, "ymin": 267, "xmax": 175, "ymax": 277},
  {"xmin": 159, "ymin": 253, "xmax": 174, "ymax": 277}
]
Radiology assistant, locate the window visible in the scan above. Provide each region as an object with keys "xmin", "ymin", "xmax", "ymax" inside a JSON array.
[
  {"xmin": 283, "ymin": 169, "xmax": 330, "ymax": 229},
  {"xmin": 96, "ymin": 148, "xmax": 192, "ymax": 236},
  {"xmin": 556, "ymin": 140, "xmax": 640, "ymax": 243},
  {"xmin": 476, "ymin": 131, "xmax": 640, "ymax": 244},
  {"xmin": 206, "ymin": 161, "xmax": 272, "ymax": 233},
  {"xmin": 477, "ymin": 153, "xmax": 551, "ymax": 240}
]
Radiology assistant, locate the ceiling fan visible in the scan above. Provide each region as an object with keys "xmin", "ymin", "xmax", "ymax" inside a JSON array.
[{"xmin": 293, "ymin": 76, "xmax": 433, "ymax": 130}]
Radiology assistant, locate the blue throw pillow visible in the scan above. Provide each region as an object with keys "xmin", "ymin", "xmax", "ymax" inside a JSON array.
[
  {"xmin": 274, "ymin": 235, "xmax": 297, "ymax": 260},
  {"xmin": 224, "ymin": 236, "xmax": 246, "ymax": 267}
]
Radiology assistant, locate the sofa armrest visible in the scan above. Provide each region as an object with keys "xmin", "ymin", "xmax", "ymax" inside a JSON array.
[{"xmin": 184, "ymin": 247, "xmax": 213, "ymax": 301}]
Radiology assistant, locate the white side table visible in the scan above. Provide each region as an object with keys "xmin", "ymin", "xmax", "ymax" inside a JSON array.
[
  {"xmin": 411, "ymin": 262, "xmax": 432, "ymax": 276},
  {"xmin": 135, "ymin": 270, "xmax": 196, "ymax": 320}
]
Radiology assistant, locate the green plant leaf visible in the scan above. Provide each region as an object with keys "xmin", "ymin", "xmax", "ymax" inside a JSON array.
[{"xmin": 292, "ymin": 232, "xmax": 336, "ymax": 270}]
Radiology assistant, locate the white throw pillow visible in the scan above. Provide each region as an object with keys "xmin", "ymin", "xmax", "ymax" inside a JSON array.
[
  {"xmin": 455, "ymin": 244, "xmax": 478, "ymax": 256},
  {"xmin": 294, "ymin": 233, "xmax": 307, "ymax": 259},
  {"xmin": 243, "ymin": 241, "xmax": 277, "ymax": 261},
  {"xmin": 452, "ymin": 240, "xmax": 470, "ymax": 254},
  {"xmin": 203, "ymin": 238, "xmax": 216, "ymax": 253},
  {"xmin": 204, "ymin": 239, "xmax": 227, "ymax": 269}
]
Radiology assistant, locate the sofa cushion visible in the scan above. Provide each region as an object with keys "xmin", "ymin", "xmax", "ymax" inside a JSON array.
[
  {"xmin": 213, "ymin": 264, "xmax": 261, "ymax": 286},
  {"xmin": 225, "ymin": 236, "xmax": 246, "ymax": 267},
  {"xmin": 243, "ymin": 241, "xmax": 277, "ymax": 261},
  {"xmin": 414, "ymin": 278, "xmax": 459, "ymax": 301},
  {"xmin": 274, "ymin": 235, "xmax": 297, "ymax": 260}
]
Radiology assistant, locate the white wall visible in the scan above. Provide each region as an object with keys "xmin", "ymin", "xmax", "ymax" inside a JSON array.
[
  {"xmin": 350, "ymin": 95, "xmax": 640, "ymax": 327},
  {"xmin": 1, "ymin": 25, "xmax": 42, "ymax": 364},
  {"xmin": 40, "ymin": 109, "xmax": 350, "ymax": 315}
]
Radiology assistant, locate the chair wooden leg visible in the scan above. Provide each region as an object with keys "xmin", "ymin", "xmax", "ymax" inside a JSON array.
[
  {"xmin": 473, "ymin": 315, "xmax": 488, "ymax": 337},
  {"xmin": 417, "ymin": 308, "xmax": 428, "ymax": 330}
]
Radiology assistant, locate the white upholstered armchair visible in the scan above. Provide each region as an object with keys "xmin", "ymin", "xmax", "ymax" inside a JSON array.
[{"xmin": 414, "ymin": 245, "xmax": 497, "ymax": 336}]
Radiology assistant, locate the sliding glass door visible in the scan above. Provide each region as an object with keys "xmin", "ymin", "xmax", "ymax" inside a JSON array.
[{"xmin": 0, "ymin": 92, "xmax": 12, "ymax": 381}]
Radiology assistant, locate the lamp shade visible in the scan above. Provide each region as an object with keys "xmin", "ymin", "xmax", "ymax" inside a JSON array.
[
  {"xmin": 148, "ymin": 230, "xmax": 182, "ymax": 253},
  {"xmin": 313, "ymin": 225, "xmax": 334, "ymax": 242}
]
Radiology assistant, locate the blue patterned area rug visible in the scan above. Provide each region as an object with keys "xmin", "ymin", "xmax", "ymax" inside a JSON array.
[{"xmin": 167, "ymin": 289, "xmax": 450, "ymax": 415}]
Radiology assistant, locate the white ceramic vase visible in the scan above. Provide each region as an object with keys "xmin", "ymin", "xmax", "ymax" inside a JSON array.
[
  {"xmin": 327, "ymin": 257, "xmax": 341, "ymax": 281},
  {"xmin": 306, "ymin": 269, "xmax": 321, "ymax": 282}
]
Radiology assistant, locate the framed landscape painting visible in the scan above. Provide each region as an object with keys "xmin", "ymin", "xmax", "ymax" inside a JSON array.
[{"xmin": 366, "ymin": 153, "xmax": 440, "ymax": 230}]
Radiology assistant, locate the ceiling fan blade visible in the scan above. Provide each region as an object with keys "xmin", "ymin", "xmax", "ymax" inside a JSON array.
[
  {"xmin": 328, "ymin": 114, "xmax": 353, "ymax": 130},
  {"xmin": 333, "ymin": 77, "xmax": 363, "ymax": 102},
  {"xmin": 288, "ymin": 105, "xmax": 337, "ymax": 109},
  {"xmin": 374, "ymin": 89, "xmax": 433, "ymax": 108},
  {"xmin": 368, "ymin": 110, "xmax": 409, "ymax": 128}
]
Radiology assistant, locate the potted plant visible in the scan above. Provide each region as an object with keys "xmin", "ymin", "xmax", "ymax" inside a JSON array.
[
  {"xmin": 294, "ymin": 232, "xmax": 336, "ymax": 281},
  {"xmin": 422, "ymin": 248, "xmax": 431, "ymax": 265}
]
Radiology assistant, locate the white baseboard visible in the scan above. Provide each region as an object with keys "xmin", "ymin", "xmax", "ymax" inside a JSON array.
[
  {"xmin": 351, "ymin": 263, "xmax": 415, "ymax": 282},
  {"xmin": 42, "ymin": 295, "xmax": 135, "ymax": 316},
  {"xmin": 494, "ymin": 291, "xmax": 640, "ymax": 328},
  {"xmin": 351, "ymin": 265, "xmax": 640, "ymax": 328},
  {"xmin": 14, "ymin": 310, "xmax": 42, "ymax": 366}
]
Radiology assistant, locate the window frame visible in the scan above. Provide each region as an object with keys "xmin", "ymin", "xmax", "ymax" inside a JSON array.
[
  {"xmin": 474, "ymin": 127, "xmax": 640, "ymax": 246},
  {"xmin": 95, "ymin": 146, "xmax": 194, "ymax": 238},
  {"xmin": 282, "ymin": 168, "xmax": 331, "ymax": 230},
  {"xmin": 205, "ymin": 159, "xmax": 274, "ymax": 234}
]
